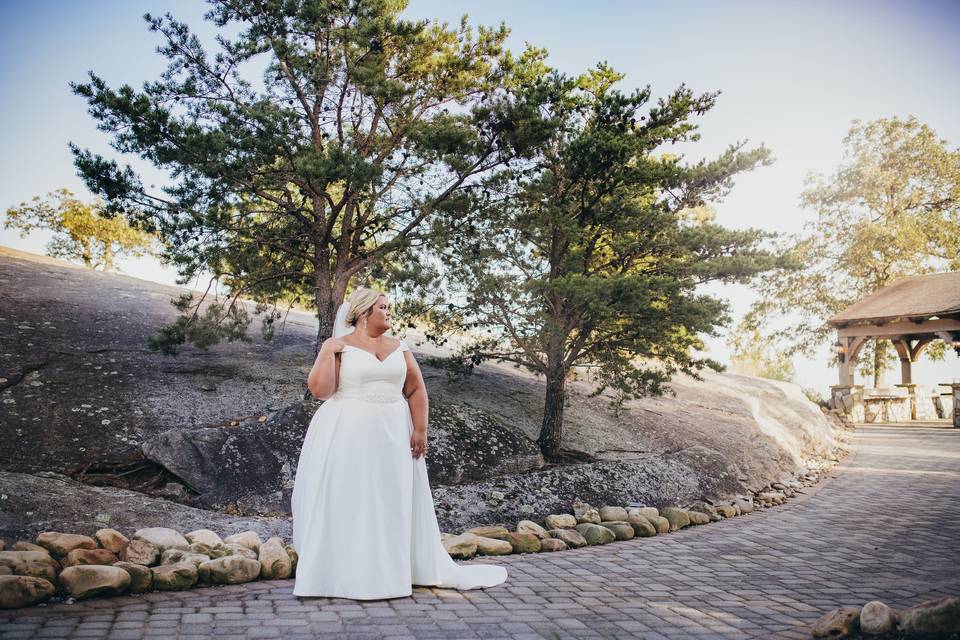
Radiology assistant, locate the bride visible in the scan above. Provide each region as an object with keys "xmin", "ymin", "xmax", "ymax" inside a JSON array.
[{"xmin": 290, "ymin": 287, "xmax": 508, "ymax": 599}]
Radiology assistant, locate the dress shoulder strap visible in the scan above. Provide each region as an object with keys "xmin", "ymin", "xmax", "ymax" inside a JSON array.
[{"xmin": 398, "ymin": 339, "xmax": 410, "ymax": 352}]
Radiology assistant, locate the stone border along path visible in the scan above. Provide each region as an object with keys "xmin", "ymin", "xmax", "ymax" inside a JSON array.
[{"xmin": 2, "ymin": 423, "xmax": 958, "ymax": 640}]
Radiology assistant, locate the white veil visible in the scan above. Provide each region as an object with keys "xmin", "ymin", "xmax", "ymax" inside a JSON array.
[{"xmin": 332, "ymin": 301, "xmax": 354, "ymax": 338}]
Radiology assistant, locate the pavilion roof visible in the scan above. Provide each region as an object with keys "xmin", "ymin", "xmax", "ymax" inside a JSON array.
[{"xmin": 827, "ymin": 271, "xmax": 960, "ymax": 326}]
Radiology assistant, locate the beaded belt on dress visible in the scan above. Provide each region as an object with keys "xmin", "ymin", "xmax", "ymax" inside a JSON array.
[{"xmin": 332, "ymin": 391, "xmax": 405, "ymax": 404}]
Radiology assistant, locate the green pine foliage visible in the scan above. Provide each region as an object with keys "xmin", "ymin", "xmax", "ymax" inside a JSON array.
[
  {"xmin": 427, "ymin": 64, "xmax": 783, "ymax": 458},
  {"xmin": 70, "ymin": 0, "xmax": 546, "ymax": 353}
]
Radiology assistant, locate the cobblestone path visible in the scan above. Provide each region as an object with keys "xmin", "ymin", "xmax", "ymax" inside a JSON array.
[{"xmin": 3, "ymin": 424, "xmax": 958, "ymax": 639}]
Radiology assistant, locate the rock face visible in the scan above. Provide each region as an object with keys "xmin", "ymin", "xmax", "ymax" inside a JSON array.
[
  {"xmin": 0, "ymin": 471, "xmax": 291, "ymax": 542},
  {"xmin": 1, "ymin": 247, "xmax": 839, "ymax": 538}
]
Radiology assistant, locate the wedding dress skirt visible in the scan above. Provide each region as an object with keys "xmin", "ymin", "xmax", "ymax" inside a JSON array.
[{"xmin": 291, "ymin": 340, "xmax": 508, "ymax": 599}]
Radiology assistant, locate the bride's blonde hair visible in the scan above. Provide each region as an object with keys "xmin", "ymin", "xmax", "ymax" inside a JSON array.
[{"xmin": 345, "ymin": 287, "xmax": 387, "ymax": 326}]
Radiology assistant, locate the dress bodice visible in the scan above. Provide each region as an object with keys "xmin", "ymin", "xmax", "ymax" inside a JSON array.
[{"xmin": 335, "ymin": 340, "xmax": 409, "ymax": 400}]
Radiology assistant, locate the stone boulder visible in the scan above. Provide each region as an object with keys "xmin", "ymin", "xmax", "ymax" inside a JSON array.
[
  {"xmin": 465, "ymin": 526, "xmax": 509, "ymax": 539},
  {"xmin": 35, "ymin": 532, "xmax": 96, "ymax": 557},
  {"xmin": 226, "ymin": 544, "xmax": 257, "ymax": 560},
  {"xmin": 223, "ymin": 531, "xmax": 262, "ymax": 553},
  {"xmin": 133, "ymin": 527, "xmax": 188, "ymax": 552},
  {"xmin": 630, "ymin": 507, "xmax": 659, "ymax": 520},
  {"xmin": 544, "ymin": 514, "xmax": 577, "ymax": 529},
  {"xmin": 258, "ymin": 537, "xmax": 292, "ymax": 580},
  {"xmin": 159, "ymin": 549, "xmax": 210, "ymax": 568},
  {"xmin": 645, "ymin": 515, "xmax": 670, "ymax": 534},
  {"xmin": 285, "ymin": 544, "xmax": 298, "ymax": 576},
  {"xmin": 63, "ymin": 548, "xmax": 118, "ymax": 567},
  {"xmin": 714, "ymin": 505, "xmax": 737, "ymax": 518},
  {"xmin": 574, "ymin": 523, "xmax": 615, "ymax": 545},
  {"xmin": 626, "ymin": 513, "xmax": 657, "ymax": 537},
  {"xmin": 687, "ymin": 511, "xmax": 710, "ymax": 525},
  {"xmin": 10, "ymin": 542, "xmax": 47, "ymax": 553},
  {"xmin": 548, "ymin": 528, "xmax": 588, "ymax": 549},
  {"xmin": 811, "ymin": 606, "xmax": 861, "ymax": 638},
  {"xmin": 502, "ymin": 532, "xmax": 542, "ymax": 554},
  {"xmin": 10, "ymin": 561, "xmax": 57, "ymax": 583},
  {"xmin": 516, "ymin": 520, "xmax": 550, "ymax": 540},
  {"xmin": 198, "ymin": 556, "xmax": 262, "ymax": 585},
  {"xmin": 859, "ymin": 601, "xmax": 896, "ymax": 635},
  {"xmin": 573, "ymin": 499, "xmax": 601, "ymax": 524},
  {"xmin": 598, "ymin": 506, "xmax": 629, "ymax": 522},
  {"xmin": 188, "ymin": 542, "xmax": 231, "ymax": 559},
  {"xmin": 94, "ymin": 529, "xmax": 129, "ymax": 554},
  {"xmin": 151, "ymin": 561, "xmax": 198, "ymax": 591},
  {"xmin": 598, "ymin": 521, "xmax": 635, "ymax": 541},
  {"xmin": 120, "ymin": 539, "xmax": 160, "ymax": 566},
  {"xmin": 185, "ymin": 529, "xmax": 224, "ymax": 547},
  {"xmin": 461, "ymin": 534, "xmax": 512, "ymax": 556},
  {"xmin": 59, "ymin": 565, "xmax": 131, "ymax": 600},
  {"xmin": 0, "ymin": 575, "xmax": 55, "ymax": 609},
  {"xmin": 659, "ymin": 508, "xmax": 691, "ymax": 531},
  {"xmin": 113, "ymin": 561, "xmax": 152, "ymax": 593},
  {"xmin": 898, "ymin": 596, "xmax": 960, "ymax": 635},
  {"xmin": 539, "ymin": 538, "xmax": 568, "ymax": 552},
  {"xmin": 441, "ymin": 534, "xmax": 477, "ymax": 559},
  {"xmin": 0, "ymin": 551, "xmax": 59, "ymax": 573}
]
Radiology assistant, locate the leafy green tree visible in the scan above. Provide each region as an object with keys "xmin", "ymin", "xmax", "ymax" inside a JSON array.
[
  {"xmin": 739, "ymin": 116, "xmax": 960, "ymax": 386},
  {"xmin": 728, "ymin": 329, "xmax": 795, "ymax": 382},
  {"xmin": 70, "ymin": 0, "xmax": 545, "ymax": 354},
  {"xmin": 4, "ymin": 188, "xmax": 157, "ymax": 272},
  {"xmin": 427, "ymin": 65, "xmax": 781, "ymax": 459}
]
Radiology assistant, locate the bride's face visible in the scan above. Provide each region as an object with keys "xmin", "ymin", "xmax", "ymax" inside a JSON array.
[{"xmin": 365, "ymin": 295, "xmax": 391, "ymax": 332}]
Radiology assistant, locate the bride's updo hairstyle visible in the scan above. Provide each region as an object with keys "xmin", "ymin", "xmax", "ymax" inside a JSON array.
[{"xmin": 345, "ymin": 287, "xmax": 387, "ymax": 326}]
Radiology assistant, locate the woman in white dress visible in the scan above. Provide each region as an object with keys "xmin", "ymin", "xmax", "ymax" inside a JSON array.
[{"xmin": 291, "ymin": 287, "xmax": 508, "ymax": 599}]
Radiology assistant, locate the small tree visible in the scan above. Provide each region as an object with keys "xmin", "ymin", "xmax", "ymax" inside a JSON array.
[
  {"xmin": 71, "ymin": 0, "xmax": 546, "ymax": 354},
  {"xmin": 4, "ymin": 188, "xmax": 157, "ymax": 272},
  {"xmin": 739, "ymin": 116, "xmax": 960, "ymax": 386},
  {"xmin": 428, "ymin": 65, "xmax": 781, "ymax": 459}
]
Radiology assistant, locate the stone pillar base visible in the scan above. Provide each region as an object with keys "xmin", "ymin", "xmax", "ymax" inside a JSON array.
[{"xmin": 831, "ymin": 385, "xmax": 865, "ymax": 423}]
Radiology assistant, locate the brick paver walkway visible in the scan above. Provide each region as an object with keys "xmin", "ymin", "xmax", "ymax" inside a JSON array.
[{"xmin": 3, "ymin": 424, "xmax": 958, "ymax": 639}]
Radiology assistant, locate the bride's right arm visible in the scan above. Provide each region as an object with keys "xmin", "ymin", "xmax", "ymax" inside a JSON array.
[{"xmin": 307, "ymin": 338, "xmax": 344, "ymax": 400}]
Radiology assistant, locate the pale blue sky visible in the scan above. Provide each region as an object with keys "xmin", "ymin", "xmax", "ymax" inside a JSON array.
[{"xmin": 2, "ymin": 0, "xmax": 958, "ymax": 393}]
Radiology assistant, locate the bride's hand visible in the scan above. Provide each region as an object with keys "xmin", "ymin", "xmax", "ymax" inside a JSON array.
[
  {"xmin": 410, "ymin": 429, "xmax": 427, "ymax": 459},
  {"xmin": 321, "ymin": 337, "xmax": 346, "ymax": 354}
]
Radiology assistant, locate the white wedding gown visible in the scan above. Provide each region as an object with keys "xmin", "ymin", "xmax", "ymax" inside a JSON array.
[{"xmin": 290, "ymin": 339, "xmax": 508, "ymax": 599}]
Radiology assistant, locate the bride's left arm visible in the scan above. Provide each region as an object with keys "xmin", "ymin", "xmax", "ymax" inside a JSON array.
[{"xmin": 402, "ymin": 350, "xmax": 428, "ymax": 433}]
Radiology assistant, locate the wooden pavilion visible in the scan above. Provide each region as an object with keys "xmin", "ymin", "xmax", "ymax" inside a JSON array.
[{"xmin": 827, "ymin": 271, "xmax": 960, "ymax": 425}]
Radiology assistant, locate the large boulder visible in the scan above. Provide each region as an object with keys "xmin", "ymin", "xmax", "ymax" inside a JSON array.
[
  {"xmin": 598, "ymin": 506, "xmax": 629, "ymax": 522},
  {"xmin": 465, "ymin": 526, "xmax": 509, "ymax": 539},
  {"xmin": 120, "ymin": 539, "xmax": 160, "ymax": 566},
  {"xmin": 626, "ymin": 513, "xmax": 657, "ymax": 537},
  {"xmin": 574, "ymin": 523, "xmax": 615, "ymax": 546},
  {"xmin": 543, "ymin": 514, "xmax": 577, "ymax": 529},
  {"xmin": 62, "ymin": 548, "xmax": 118, "ymax": 568},
  {"xmin": 461, "ymin": 534, "xmax": 512, "ymax": 556},
  {"xmin": 0, "ymin": 575, "xmax": 55, "ymax": 609},
  {"xmin": 132, "ymin": 528, "xmax": 188, "ymax": 552},
  {"xmin": 898, "ymin": 596, "xmax": 960, "ymax": 635},
  {"xmin": 0, "ymin": 551, "xmax": 59, "ymax": 573},
  {"xmin": 548, "ymin": 529, "xmax": 587, "ymax": 549},
  {"xmin": 59, "ymin": 565, "xmax": 131, "ymax": 600},
  {"xmin": 659, "ymin": 508, "xmax": 691, "ymax": 531},
  {"xmin": 599, "ymin": 521, "xmax": 635, "ymax": 541},
  {"xmin": 94, "ymin": 529, "xmax": 129, "ymax": 554},
  {"xmin": 516, "ymin": 520, "xmax": 551, "ymax": 540},
  {"xmin": 859, "ymin": 601, "xmax": 896, "ymax": 635},
  {"xmin": 223, "ymin": 531, "xmax": 262, "ymax": 553},
  {"xmin": 159, "ymin": 549, "xmax": 209, "ymax": 568},
  {"xmin": 198, "ymin": 556, "xmax": 262, "ymax": 585},
  {"xmin": 112, "ymin": 561, "xmax": 152, "ymax": 593},
  {"xmin": 811, "ymin": 606, "xmax": 861, "ymax": 638},
  {"xmin": 34, "ymin": 532, "xmax": 96, "ymax": 557},
  {"xmin": 185, "ymin": 529, "xmax": 223, "ymax": 547},
  {"xmin": 441, "ymin": 534, "xmax": 477, "ymax": 559},
  {"xmin": 258, "ymin": 537, "xmax": 292, "ymax": 580},
  {"xmin": 151, "ymin": 562, "xmax": 198, "ymax": 591},
  {"xmin": 10, "ymin": 561, "xmax": 57, "ymax": 583},
  {"xmin": 502, "ymin": 532, "xmax": 542, "ymax": 554}
]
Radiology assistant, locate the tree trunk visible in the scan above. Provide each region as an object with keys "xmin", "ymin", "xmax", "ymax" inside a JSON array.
[
  {"xmin": 873, "ymin": 339, "xmax": 886, "ymax": 387},
  {"xmin": 537, "ymin": 369, "xmax": 566, "ymax": 459}
]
